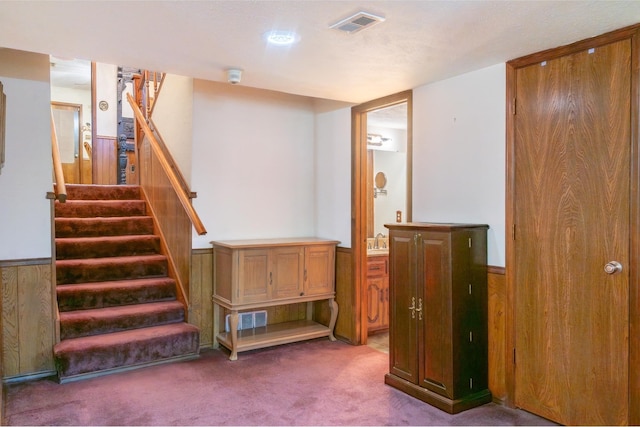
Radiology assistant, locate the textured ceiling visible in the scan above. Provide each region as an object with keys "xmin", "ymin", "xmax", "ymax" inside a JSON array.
[{"xmin": 2, "ymin": 1, "xmax": 640, "ymax": 103}]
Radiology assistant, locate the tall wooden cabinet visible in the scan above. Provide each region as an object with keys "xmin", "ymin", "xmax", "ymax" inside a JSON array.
[{"xmin": 384, "ymin": 223, "xmax": 491, "ymax": 414}]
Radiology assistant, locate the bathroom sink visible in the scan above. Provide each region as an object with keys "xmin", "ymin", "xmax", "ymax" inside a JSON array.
[{"xmin": 367, "ymin": 248, "xmax": 389, "ymax": 256}]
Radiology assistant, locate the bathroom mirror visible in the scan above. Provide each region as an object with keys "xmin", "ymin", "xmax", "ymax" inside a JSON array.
[{"xmin": 375, "ymin": 171, "xmax": 387, "ymax": 189}]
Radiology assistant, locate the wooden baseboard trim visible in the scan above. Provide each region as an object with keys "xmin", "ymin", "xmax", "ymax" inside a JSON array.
[
  {"xmin": 0, "ymin": 257, "xmax": 51, "ymax": 267},
  {"xmin": 488, "ymin": 265, "xmax": 505, "ymax": 275},
  {"xmin": 3, "ymin": 370, "xmax": 56, "ymax": 384}
]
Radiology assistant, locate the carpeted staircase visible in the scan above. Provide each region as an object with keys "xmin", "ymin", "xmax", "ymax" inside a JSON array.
[{"xmin": 53, "ymin": 184, "xmax": 199, "ymax": 383}]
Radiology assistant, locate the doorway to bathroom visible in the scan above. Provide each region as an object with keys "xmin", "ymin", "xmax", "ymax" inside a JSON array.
[{"xmin": 352, "ymin": 90, "xmax": 412, "ymax": 346}]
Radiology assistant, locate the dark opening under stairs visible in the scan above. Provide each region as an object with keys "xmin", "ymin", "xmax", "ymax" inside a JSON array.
[{"xmin": 53, "ymin": 184, "xmax": 199, "ymax": 383}]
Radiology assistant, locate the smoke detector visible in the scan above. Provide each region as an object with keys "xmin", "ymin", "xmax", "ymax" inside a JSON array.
[
  {"xmin": 226, "ymin": 68, "xmax": 242, "ymax": 84},
  {"xmin": 329, "ymin": 11, "xmax": 385, "ymax": 34}
]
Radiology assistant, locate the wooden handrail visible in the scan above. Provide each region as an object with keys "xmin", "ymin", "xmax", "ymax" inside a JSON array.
[
  {"xmin": 126, "ymin": 92, "xmax": 207, "ymax": 235},
  {"xmin": 50, "ymin": 109, "xmax": 67, "ymax": 203}
]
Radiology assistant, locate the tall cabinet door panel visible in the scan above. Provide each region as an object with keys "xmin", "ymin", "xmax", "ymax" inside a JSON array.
[
  {"xmin": 419, "ymin": 233, "xmax": 453, "ymax": 398},
  {"xmin": 389, "ymin": 230, "xmax": 418, "ymax": 383}
]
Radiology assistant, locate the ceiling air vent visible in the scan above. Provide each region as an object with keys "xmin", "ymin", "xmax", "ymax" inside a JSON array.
[{"xmin": 329, "ymin": 11, "xmax": 385, "ymax": 34}]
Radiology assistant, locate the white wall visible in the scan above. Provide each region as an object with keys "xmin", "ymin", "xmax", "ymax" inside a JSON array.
[
  {"xmin": 413, "ymin": 63, "xmax": 506, "ymax": 266},
  {"xmin": 151, "ymin": 74, "xmax": 193, "ymax": 184},
  {"xmin": 0, "ymin": 49, "xmax": 53, "ymax": 260},
  {"xmin": 95, "ymin": 62, "xmax": 117, "ymax": 137},
  {"xmin": 374, "ymin": 149, "xmax": 407, "ymax": 236},
  {"xmin": 314, "ymin": 101, "xmax": 352, "ymax": 247},
  {"xmin": 190, "ymin": 81, "xmax": 317, "ymax": 248}
]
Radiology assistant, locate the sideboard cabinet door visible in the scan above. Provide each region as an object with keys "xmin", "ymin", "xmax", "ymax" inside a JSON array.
[
  {"xmin": 304, "ymin": 244, "xmax": 336, "ymax": 296},
  {"xmin": 270, "ymin": 247, "xmax": 305, "ymax": 299},
  {"xmin": 237, "ymin": 248, "xmax": 270, "ymax": 304}
]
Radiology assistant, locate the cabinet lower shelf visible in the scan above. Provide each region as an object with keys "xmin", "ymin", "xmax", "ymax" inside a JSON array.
[
  {"xmin": 217, "ymin": 319, "xmax": 335, "ymax": 356},
  {"xmin": 384, "ymin": 373, "xmax": 492, "ymax": 414}
]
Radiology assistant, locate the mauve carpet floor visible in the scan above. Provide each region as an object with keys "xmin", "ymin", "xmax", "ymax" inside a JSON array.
[{"xmin": 3, "ymin": 339, "xmax": 557, "ymax": 426}]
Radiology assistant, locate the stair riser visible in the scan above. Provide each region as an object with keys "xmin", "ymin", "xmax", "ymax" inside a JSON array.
[
  {"xmin": 55, "ymin": 200, "xmax": 146, "ymax": 218},
  {"xmin": 55, "ymin": 217, "xmax": 154, "ymax": 238},
  {"xmin": 57, "ymin": 258, "xmax": 168, "ymax": 285},
  {"xmin": 56, "ymin": 236, "xmax": 161, "ymax": 259},
  {"xmin": 54, "ymin": 326, "xmax": 200, "ymax": 379},
  {"xmin": 57, "ymin": 281, "xmax": 176, "ymax": 311},
  {"xmin": 60, "ymin": 307, "xmax": 185, "ymax": 340}
]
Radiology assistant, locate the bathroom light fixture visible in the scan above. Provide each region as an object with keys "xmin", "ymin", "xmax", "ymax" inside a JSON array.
[
  {"xmin": 264, "ymin": 30, "xmax": 300, "ymax": 46},
  {"xmin": 367, "ymin": 133, "xmax": 391, "ymax": 146}
]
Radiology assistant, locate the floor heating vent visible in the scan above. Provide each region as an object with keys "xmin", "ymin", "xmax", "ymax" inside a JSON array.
[{"xmin": 225, "ymin": 310, "xmax": 268, "ymax": 332}]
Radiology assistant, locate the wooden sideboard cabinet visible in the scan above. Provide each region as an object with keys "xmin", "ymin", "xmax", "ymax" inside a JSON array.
[
  {"xmin": 384, "ymin": 223, "xmax": 491, "ymax": 414},
  {"xmin": 211, "ymin": 237, "xmax": 339, "ymax": 360},
  {"xmin": 367, "ymin": 254, "xmax": 389, "ymax": 333}
]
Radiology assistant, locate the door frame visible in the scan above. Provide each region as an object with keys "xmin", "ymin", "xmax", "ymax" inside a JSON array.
[
  {"xmin": 351, "ymin": 90, "xmax": 413, "ymax": 345},
  {"xmin": 505, "ymin": 24, "xmax": 640, "ymax": 424}
]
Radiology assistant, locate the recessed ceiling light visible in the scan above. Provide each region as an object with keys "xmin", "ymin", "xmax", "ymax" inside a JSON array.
[{"xmin": 264, "ymin": 30, "xmax": 300, "ymax": 46}]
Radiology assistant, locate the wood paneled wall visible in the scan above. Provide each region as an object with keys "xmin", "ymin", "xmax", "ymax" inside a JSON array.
[
  {"xmin": 92, "ymin": 135, "xmax": 117, "ymax": 184},
  {"xmin": 335, "ymin": 247, "xmax": 356, "ymax": 343},
  {"xmin": 487, "ymin": 267, "xmax": 507, "ymax": 403},
  {"xmin": 191, "ymin": 249, "xmax": 214, "ymax": 347},
  {"xmin": 138, "ymin": 137, "xmax": 192, "ymax": 305},
  {"xmin": 1, "ymin": 259, "xmax": 55, "ymax": 380}
]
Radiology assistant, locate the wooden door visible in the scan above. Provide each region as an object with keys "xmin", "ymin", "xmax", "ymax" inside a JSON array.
[
  {"xmin": 388, "ymin": 229, "xmax": 418, "ymax": 383},
  {"xmin": 51, "ymin": 102, "xmax": 83, "ymax": 184},
  {"xmin": 513, "ymin": 39, "xmax": 631, "ymax": 425}
]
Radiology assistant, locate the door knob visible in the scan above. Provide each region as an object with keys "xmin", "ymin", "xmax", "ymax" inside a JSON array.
[{"xmin": 604, "ymin": 261, "xmax": 623, "ymax": 274}]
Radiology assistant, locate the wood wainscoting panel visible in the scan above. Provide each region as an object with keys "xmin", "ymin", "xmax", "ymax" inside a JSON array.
[
  {"xmin": 92, "ymin": 135, "xmax": 117, "ymax": 185},
  {"xmin": 335, "ymin": 247, "xmax": 355, "ymax": 343},
  {"xmin": 139, "ymin": 137, "xmax": 192, "ymax": 304},
  {"xmin": 1, "ymin": 260, "xmax": 55, "ymax": 379},
  {"xmin": 191, "ymin": 249, "xmax": 214, "ymax": 348},
  {"xmin": 488, "ymin": 266, "xmax": 507, "ymax": 403}
]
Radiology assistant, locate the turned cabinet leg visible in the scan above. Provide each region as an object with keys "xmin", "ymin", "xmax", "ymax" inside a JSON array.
[
  {"xmin": 328, "ymin": 298, "xmax": 339, "ymax": 341},
  {"xmin": 229, "ymin": 310, "xmax": 239, "ymax": 361}
]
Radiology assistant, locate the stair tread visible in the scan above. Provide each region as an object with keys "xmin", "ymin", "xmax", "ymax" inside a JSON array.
[
  {"xmin": 56, "ymin": 234, "xmax": 159, "ymax": 243},
  {"xmin": 54, "ymin": 322, "xmax": 199, "ymax": 353},
  {"xmin": 56, "ymin": 254, "xmax": 167, "ymax": 265},
  {"xmin": 55, "ymin": 215, "xmax": 153, "ymax": 223},
  {"xmin": 59, "ymin": 300, "xmax": 184, "ymax": 321}
]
